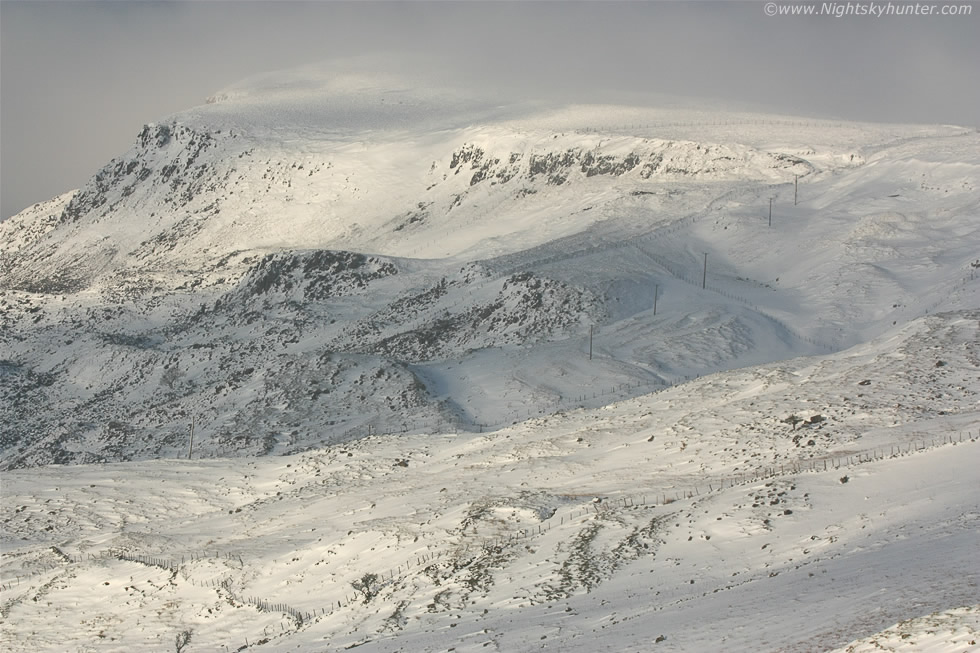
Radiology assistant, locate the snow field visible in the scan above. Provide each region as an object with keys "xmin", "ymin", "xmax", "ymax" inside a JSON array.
[{"xmin": 2, "ymin": 66, "xmax": 979, "ymax": 650}]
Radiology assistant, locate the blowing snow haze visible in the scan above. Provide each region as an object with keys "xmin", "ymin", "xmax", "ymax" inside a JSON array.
[{"xmin": 2, "ymin": 0, "xmax": 980, "ymax": 221}]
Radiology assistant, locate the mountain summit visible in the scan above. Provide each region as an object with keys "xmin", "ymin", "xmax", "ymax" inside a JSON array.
[
  {"xmin": 1, "ymin": 66, "xmax": 978, "ymax": 467},
  {"xmin": 1, "ymin": 64, "xmax": 979, "ymax": 653}
]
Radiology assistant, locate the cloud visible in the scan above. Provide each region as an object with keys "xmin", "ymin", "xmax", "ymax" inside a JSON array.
[{"xmin": 3, "ymin": 0, "xmax": 978, "ymax": 220}]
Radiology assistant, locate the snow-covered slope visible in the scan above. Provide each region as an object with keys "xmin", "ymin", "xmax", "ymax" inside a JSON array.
[
  {"xmin": 2, "ymin": 66, "xmax": 977, "ymax": 468},
  {"xmin": 2, "ymin": 310, "xmax": 978, "ymax": 651},
  {"xmin": 1, "ymin": 62, "xmax": 979, "ymax": 651}
]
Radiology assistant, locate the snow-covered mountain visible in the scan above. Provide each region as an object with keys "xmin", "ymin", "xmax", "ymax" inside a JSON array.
[
  {"xmin": 3, "ymin": 67, "xmax": 977, "ymax": 468},
  {"xmin": 1, "ymin": 65, "xmax": 978, "ymax": 651}
]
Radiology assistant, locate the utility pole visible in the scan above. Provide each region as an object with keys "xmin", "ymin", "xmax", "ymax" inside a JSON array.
[
  {"xmin": 187, "ymin": 414, "xmax": 195, "ymax": 460},
  {"xmin": 702, "ymin": 253, "xmax": 708, "ymax": 289},
  {"xmin": 794, "ymin": 175, "xmax": 798, "ymax": 206},
  {"xmin": 769, "ymin": 197, "xmax": 773, "ymax": 227},
  {"xmin": 589, "ymin": 325, "xmax": 593, "ymax": 360},
  {"xmin": 653, "ymin": 284, "xmax": 659, "ymax": 315}
]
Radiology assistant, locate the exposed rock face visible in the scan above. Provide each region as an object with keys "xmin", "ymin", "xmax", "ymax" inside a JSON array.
[{"xmin": 4, "ymin": 88, "xmax": 967, "ymax": 470}]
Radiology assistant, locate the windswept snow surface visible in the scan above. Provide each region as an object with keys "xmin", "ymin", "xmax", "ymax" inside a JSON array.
[
  {"xmin": 2, "ymin": 311, "xmax": 978, "ymax": 651},
  {"xmin": 2, "ymin": 67, "xmax": 977, "ymax": 465},
  {"xmin": 1, "ymin": 65, "xmax": 979, "ymax": 650}
]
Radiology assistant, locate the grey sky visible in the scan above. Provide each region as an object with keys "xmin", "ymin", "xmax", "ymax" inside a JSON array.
[{"xmin": 2, "ymin": 0, "xmax": 978, "ymax": 221}]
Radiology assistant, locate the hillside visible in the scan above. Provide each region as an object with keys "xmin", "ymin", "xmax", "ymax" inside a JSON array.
[
  {"xmin": 2, "ymin": 68, "xmax": 977, "ymax": 468},
  {"xmin": 1, "ymin": 66, "xmax": 979, "ymax": 651},
  {"xmin": 2, "ymin": 310, "xmax": 978, "ymax": 651}
]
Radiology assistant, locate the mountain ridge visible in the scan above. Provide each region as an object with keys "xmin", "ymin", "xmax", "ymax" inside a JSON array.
[
  {"xmin": 1, "ymin": 68, "xmax": 978, "ymax": 652},
  {"xmin": 1, "ymin": 76, "xmax": 978, "ymax": 468}
]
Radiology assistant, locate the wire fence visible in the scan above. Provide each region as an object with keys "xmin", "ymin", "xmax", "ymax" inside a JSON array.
[
  {"xmin": 3, "ymin": 430, "xmax": 974, "ymax": 590},
  {"xmin": 1, "ymin": 431, "xmax": 974, "ymax": 651},
  {"xmin": 323, "ymin": 161, "xmax": 980, "ymax": 444}
]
